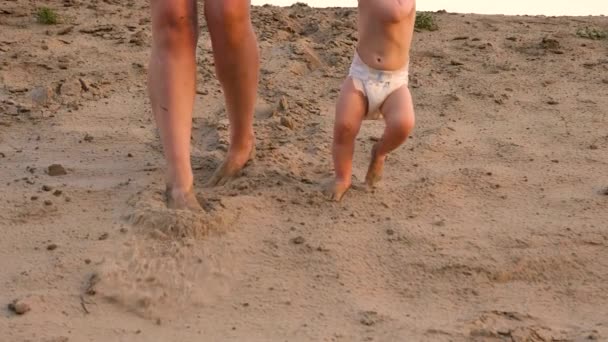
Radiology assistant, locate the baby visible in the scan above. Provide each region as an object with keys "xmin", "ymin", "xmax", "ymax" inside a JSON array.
[{"xmin": 325, "ymin": 0, "xmax": 417, "ymax": 201}]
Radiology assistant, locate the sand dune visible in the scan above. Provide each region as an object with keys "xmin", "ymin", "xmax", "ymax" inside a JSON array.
[{"xmin": 1, "ymin": 2, "xmax": 607, "ymax": 341}]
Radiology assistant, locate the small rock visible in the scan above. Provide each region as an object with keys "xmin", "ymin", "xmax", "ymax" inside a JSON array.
[
  {"xmin": 47, "ymin": 243, "xmax": 58, "ymax": 251},
  {"xmin": 44, "ymin": 200, "xmax": 53, "ymax": 206},
  {"xmin": 497, "ymin": 328, "xmax": 512, "ymax": 336},
  {"xmin": 53, "ymin": 189, "xmax": 62, "ymax": 196},
  {"xmin": 58, "ymin": 79, "xmax": 82, "ymax": 97},
  {"xmin": 280, "ymin": 117, "xmax": 294, "ymax": 130},
  {"xmin": 42, "ymin": 185, "xmax": 53, "ymax": 191},
  {"xmin": 360, "ymin": 311, "xmax": 380, "ymax": 326},
  {"xmin": 129, "ymin": 30, "xmax": 149, "ymax": 46},
  {"xmin": 57, "ymin": 26, "xmax": 75, "ymax": 35},
  {"xmin": 48, "ymin": 164, "xmax": 67, "ymax": 176},
  {"xmin": 433, "ymin": 220, "xmax": 446, "ymax": 227},
  {"xmin": 83, "ymin": 134, "xmax": 94, "ymax": 142},
  {"xmin": 450, "ymin": 60, "xmax": 464, "ymax": 66},
  {"xmin": 79, "ymin": 78, "xmax": 90, "ymax": 92},
  {"xmin": 127, "ymin": 153, "xmax": 133, "ymax": 157},
  {"xmin": 589, "ymin": 145, "xmax": 598, "ymax": 150},
  {"xmin": 8, "ymin": 299, "xmax": 31, "ymax": 315},
  {"xmin": 31, "ymin": 196, "xmax": 39, "ymax": 201},
  {"xmin": 84, "ymin": 259, "xmax": 91, "ymax": 264},
  {"xmin": 98, "ymin": 232, "xmax": 109, "ymax": 240},
  {"xmin": 291, "ymin": 236, "xmax": 305, "ymax": 245},
  {"xmin": 279, "ymin": 96, "xmax": 289, "ymax": 111},
  {"xmin": 86, "ymin": 273, "xmax": 100, "ymax": 296},
  {"xmin": 453, "ymin": 36, "xmax": 469, "ymax": 40},
  {"xmin": 297, "ymin": 45, "xmax": 323, "ymax": 70},
  {"xmin": 547, "ymin": 100, "xmax": 559, "ymax": 105},
  {"xmin": 30, "ymin": 86, "xmax": 53, "ymax": 106},
  {"xmin": 541, "ymin": 37, "xmax": 560, "ymax": 50},
  {"xmin": 386, "ymin": 229, "xmax": 394, "ymax": 236},
  {"xmin": 506, "ymin": 36, "xmax": 518, "ymax": 41}
]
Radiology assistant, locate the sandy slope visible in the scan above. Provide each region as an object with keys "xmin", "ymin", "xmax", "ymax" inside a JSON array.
[{"xmin": 1, "ymin": 1, "xmax": 607, "ymax": 341}]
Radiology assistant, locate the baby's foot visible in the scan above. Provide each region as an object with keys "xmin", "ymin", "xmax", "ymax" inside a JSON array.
[
  {"xmin": 323, "ymin": 179, "xmax": 351, "ymax": 202},
  {"xmin": 365, "ymin": 143, "xmax": 386, "ymax": 187},
  {"xmin": 166, "ymin": 185, "xmax": 203, "ymax": 212}
]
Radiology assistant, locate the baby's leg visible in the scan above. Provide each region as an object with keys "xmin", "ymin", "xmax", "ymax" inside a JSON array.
[
  {"xmin": 366, "ymin": 85, "xmax": 415, "ymax": 187},
  {"xmin": 324, "ymin": 77, "xmax": 367, "ymax": 202}
]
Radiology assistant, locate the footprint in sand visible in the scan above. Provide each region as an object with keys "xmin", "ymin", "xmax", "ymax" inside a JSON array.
[
  {"xmin": 82, "ymin": 186, "xmax": 240, "ymax": 321},
  {"xmin": 125, "ymin": 185, "xmax": 239, "ymax": 240}
]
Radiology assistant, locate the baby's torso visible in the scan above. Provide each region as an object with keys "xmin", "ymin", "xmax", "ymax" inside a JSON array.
[{"xmin": 356, "ymin": 0, "xmax": 416, "ymax": 71}]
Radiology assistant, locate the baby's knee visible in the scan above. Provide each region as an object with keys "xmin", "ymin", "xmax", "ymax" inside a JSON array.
[
  {"xmin": 393, "ymin": 113, "xmax": 415, "ymax": 139},
  {"xmin": 334, "ymin": 120, "xmax": 359, "ymax": 143}
]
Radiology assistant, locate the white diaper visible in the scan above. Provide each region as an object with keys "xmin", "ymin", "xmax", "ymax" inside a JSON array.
[{"xmin": 348, "ymin": 51, "xmax": 409, "ymax": 120}]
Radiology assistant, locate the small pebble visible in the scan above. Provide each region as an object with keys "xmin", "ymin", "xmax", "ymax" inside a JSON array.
[
  {"xmin": 48, "ymin": 164, "xmax": 67, "ymax": 176},
  {"xmin": 291, "ymin": 236, "xmax": 305, "ymax": 245},
  {"xmin": 47, "ymin": 243, "xmax": 58, "ymax": 251},
  {"xmin": 8, "ymin": 299, "xmax": 31, "ymax": 315}
]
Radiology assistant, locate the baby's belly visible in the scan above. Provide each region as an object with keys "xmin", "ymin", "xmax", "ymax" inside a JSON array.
[{"xmin": 356, "ymin": 42, "xmax": 410, "ymax": 71}]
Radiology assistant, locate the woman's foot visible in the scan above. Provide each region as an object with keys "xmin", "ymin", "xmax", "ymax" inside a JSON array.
[
  {"xmin": 165, "ymin": 185, "xmax": 203, "ymax": 212},
  {"xmin": 323, "ymin": 179, "xmax": 352, "ymax": 202},
  {"xmin": 206, "ymin": 140, "xmax": 256, "ymax": 187}
]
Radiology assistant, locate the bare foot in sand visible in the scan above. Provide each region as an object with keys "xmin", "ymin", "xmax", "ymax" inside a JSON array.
[
  {"xmin": 365, "ymin": 143, "xmax": 386, "ymax": 188},
  {"xmin": 166, "ymin": 186, "xmax": 203, "ymax": 212},
  {"xmin": 206, "ymin": 143, "xmax": 256, "ymax": 187},
  {"xmin": 323, "ymin": 179, "xmax": 351, "ymax": 202}
]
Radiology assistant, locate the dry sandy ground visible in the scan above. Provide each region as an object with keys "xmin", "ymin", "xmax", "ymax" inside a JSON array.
[{"xmin": 1, "ymin": 1, "xmax": 608, "ymax": 341}]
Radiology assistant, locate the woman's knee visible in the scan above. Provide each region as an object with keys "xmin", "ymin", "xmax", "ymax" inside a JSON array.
[
  {"xmin": 204, "ymin": 0, "xmax": 251, "ymax": 43},
  {"xmin": 151, "ymin": 0, "xmax": 199, "ymax": 48}
]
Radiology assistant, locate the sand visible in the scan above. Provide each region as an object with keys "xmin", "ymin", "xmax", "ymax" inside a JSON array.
[{"xmin": 1, "ymin": 2, "xmax": 607, "ymax": 341}]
